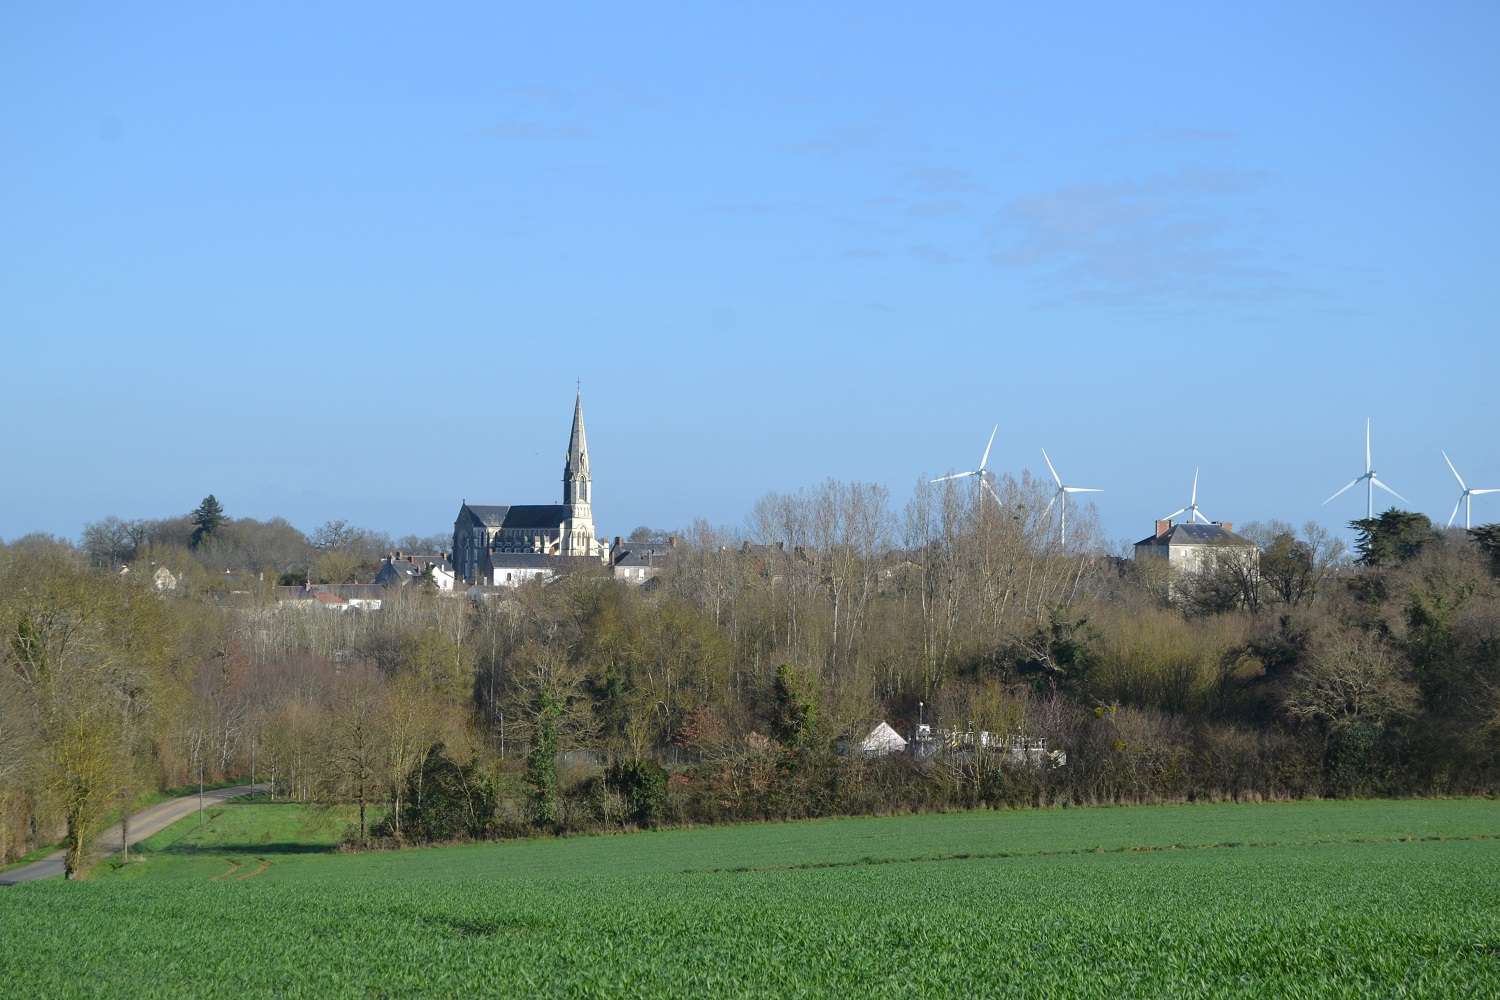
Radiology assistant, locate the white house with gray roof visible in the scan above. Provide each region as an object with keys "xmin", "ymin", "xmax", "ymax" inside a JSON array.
[
  {"xmin": 453, "ymin": 392, "xmax": 608, "ymax": 583},
  {"xmin": 609, "ymin": 536, "xmax": 677, "ymax": 585},
  {"xmin": 1133, "ymin": 519, "xmax": 1258, "ymax": 577}
]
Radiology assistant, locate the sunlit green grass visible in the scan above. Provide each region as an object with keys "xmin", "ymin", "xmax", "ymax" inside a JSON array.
[
  {"xmin": 0, "ymin": 779, "xmax": 249, "ymax": 876},
  {"xmin": 93, "ymin": 796, "xmax": 378, "ymax": 882},
  {"xmin": 4, "ymin": 798, "xmax": 1497, "ymax": 997}
]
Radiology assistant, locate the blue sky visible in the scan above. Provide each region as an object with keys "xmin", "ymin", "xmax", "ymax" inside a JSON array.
[{"xmin": 2, "ymin": 2, "xmax": 1497, "ymax": 548}]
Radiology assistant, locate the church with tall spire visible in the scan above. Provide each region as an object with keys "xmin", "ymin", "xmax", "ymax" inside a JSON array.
[
  {"xmin": 559, "ymin": 390, "xmax": 597, "ymax": 557},
  {"xmin": 452, "ymin": 389, "xmax": 607, "ymax": 584}
]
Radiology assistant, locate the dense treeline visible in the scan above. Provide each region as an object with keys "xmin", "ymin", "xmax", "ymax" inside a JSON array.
[
  {"xmin": 4, "ymin": 480, "xmax": 1499, "ymax": 872},
  {"xmin": 75, "ymin": 495, "xmax": 446, "ymax": 587}
]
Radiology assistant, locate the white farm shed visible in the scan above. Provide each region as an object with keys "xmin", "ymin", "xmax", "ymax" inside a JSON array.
[{"xmin": 856, "ymin": 721, "xmax": 908, "ymax": 757}]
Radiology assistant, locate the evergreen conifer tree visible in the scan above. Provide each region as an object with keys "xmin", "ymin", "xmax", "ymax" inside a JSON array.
[
  {"xmin": 1351, "ymin": 510, "xmax": 1437, "ymax": 567},
  {"xmin": 189, "ymin": 495, "xmax": 225, "ymax": 549}
]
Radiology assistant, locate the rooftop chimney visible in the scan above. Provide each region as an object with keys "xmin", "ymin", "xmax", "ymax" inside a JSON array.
[
  {"xmin": 1154, "ymin": 520, "xmax": 1172, "ymax": 538},
  {"xmin": 1218, "ymin": 521, "xmax": 1233, "ymax": 533}
]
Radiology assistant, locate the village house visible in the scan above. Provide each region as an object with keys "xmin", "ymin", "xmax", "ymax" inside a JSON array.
[
  {"xmin": 608, "ymin": 536, "xmax": 677, "ymax": 585},
  {"xmin": 273, "ymin": 583, "xmax": 384, "ymax": 611},
  {"xmin": 1132, "ymin": 519, "xmax": 1259, "ymax": 577},
  {"xmin": 483, "ymin": 552, "xmax": 602, "ymax": 588},
  {"xmin": 374, "ymin": 551, "xmax": 456, "ymax": 592}
]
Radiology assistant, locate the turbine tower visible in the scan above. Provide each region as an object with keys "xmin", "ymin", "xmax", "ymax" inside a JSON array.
[
  {"xmin": 1323, "ymin": 418, "xmax": 1406, "ymax": 519},
  {"xmin": 1163, "ymin": 468, "xmax": 1212, "ymax": 525},
  {"xmin": 1442, "ymin": 450, "xmax": 1498, "ymax": 530},
  {"xmin": 931, "ymin": 425, "xmax": 1002, "ymax": 506},
  {"xmin": 1041, "ymin": 448, "xmax": 1101, "ymax": 546}
]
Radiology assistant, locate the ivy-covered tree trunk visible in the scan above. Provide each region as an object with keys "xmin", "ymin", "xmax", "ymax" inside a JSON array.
[
  {"xmin": 64, "ymin": 810, "xmax": 87, "ymax": 880},
  {"xmin": 526, "ymin": 696, "xmax": 561, "ymax": 830}
]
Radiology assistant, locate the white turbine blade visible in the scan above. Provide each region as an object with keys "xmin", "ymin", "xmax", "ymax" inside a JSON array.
[
  {"xmin": 979, "ymin": 425, "xmax": 997, "ymax": 472},
  {"xmin": 1323, "ymin": 477, "xmax": 1361, "ymax": 505},
  {"xmin": 1192, "ymin": 509, "xmax": 1212, "ymax": 524},
  {"xmin": 1470, "ymin": 488, "xmax": 1500, "ymax": 495},
  {"xmin": 1065, "ymin": 487, "xmax": 1102, "ymax": 494},
  {"xmin": 1041, "ymin": 448, "xmax": 1062, "ymax": 488},
  {"xmin": 1365, "ymin": 418, "xmax": 1372, "ymax": 473},
  {"xmin": 1442, "ymin": 450, "xmax": 1467, "ymax": 491},
  {"xmin": 1191, "ymin": 467, "xmax": 1199, "ymax": 506},
  {"xmin": 1372, "ymin": 478, "xmax": 1407, "ymax": 503},
  {"xmin": 1448, "ymin": 495, "xmax": 1464, "ymax": 528},
  {"xmin": 930, "ymin": 471, "xmax": 977, "ymax": 483},
  {"xmin": 1162, "ymin": 506, "xmax": 1189, "ymax": 521},
  {"xmin": 1043, "ymin": 492, "xmax": 1058, "ymax": 519},
  {"xmin": 980, "ymin": 476, "xmax": 1003, "ymax": 506}
]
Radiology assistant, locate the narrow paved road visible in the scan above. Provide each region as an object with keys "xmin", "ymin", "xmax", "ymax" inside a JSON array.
[{"xmin": 0, "ymin": 783, "xmax": 269, "ymax": 885}]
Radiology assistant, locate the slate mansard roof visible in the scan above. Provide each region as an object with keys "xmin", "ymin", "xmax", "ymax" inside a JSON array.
[
  {"xmin": 459, "ymin": 504, "xmax": 571, "ymax": 530},
  {"xmin": 612, "ymin": 544, "xmax": 674, "ymax": 568},
  {"xmin": 1135, "ymin": 523, "xmax": 1254, "ymax": 548}
]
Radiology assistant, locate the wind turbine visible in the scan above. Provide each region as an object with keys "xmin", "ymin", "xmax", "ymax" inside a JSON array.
[
  {"xmin": 931, "ymin": 425, "xmax": 1002, "ymax": 506},
  {"xmin": 1442, "ymin": 450, "xmax": 1498, "ymax": 530},
  {"xmin": 1163, "ymin": 468, "xmax": 1212, "ymax": 525},
  {"xmin": 1323, "ymin": 418, "xmax": 1406, "ymax": 519},
  {"xmin": 1041, "ymin": 448, "xmax": 1101, "ymax": 546}
]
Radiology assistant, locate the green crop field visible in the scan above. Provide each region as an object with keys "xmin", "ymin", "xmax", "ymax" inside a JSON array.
[{"xmin": 2, "ymin": 799, "xmax": 1498, "ymax": 998}]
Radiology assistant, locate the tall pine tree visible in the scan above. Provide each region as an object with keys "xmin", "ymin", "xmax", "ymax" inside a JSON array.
[
  {"xmin": 190, "ymin": 495, "xmax": 225, "ymax": 549},
  {"xmin": 1351, "ymin": 509, "xmax": 1437, "ymax": 567},
  {"xmin": 1471, "ymin": 524, "xmax": 1500, "ymax": 577}
]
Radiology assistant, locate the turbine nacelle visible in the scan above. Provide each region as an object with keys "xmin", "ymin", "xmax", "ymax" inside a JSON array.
[
  {"xmin": 931, "ymin": 424, "xmax": 1002, "ymax": 506},
  {"xmin": 1040, "ymin": 448, "xmax": 1101, "ymax": 547},
  {"xmin": 1323, "ymin": 418, "xmax": 1406, "ymax": 519},
  {"xmin": 1162, "ymin": 467, "xmax": 1212, "ymax": 525},
  {"xmin": 1443, "ymin": 450, "xmax": 1499, "ymax": 530}
]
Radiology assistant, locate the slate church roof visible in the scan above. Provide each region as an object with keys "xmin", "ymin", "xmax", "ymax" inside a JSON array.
[{"xmin": 458, "ymin": 503, "xmax": 570, "ymax": 529}]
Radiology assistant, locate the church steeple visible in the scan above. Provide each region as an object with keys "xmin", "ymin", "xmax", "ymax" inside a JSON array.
[{"xmin": 563, "ymin": 389, "xmax": 590, "ymax": 506}]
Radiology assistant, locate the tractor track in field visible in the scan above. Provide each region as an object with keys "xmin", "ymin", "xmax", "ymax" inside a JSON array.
[
  {"xmin": 211, "ymin": 860, "xmax": 243, "ymax": 881},
  {"xmin": 236, "ymin": 858, "xmax": 271, "ymax": 880},
  {"xmin": 683, "ymin": 831, "xmax": 1499, "ymax": 875}
]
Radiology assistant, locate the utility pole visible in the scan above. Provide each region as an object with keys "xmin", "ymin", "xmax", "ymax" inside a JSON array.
[{"xmin": 198, "ymin": 740, "xmax": 205, "ymax": 827}]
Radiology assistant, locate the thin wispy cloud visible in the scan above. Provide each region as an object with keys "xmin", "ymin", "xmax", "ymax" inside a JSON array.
[
  {"xmin": 1111, "ymin": 127, "xmax": 1237, "ymax": 146},
  {"xmin": 482, "ymin": 120, "xmax": 592, "ymax": 141},
  {"xmin": 494, "ymin": 84, "xmax": 578, "ymax": 104},
  {"xmin": 704, "ymin": 199, "xmax": 816, "ymax": 217},
  {"xmin": 905, "ymin": 199, "xmax": 966, "ymax": 219},
  {"xmin": 904, "ymin": 164, "xmax": 984, "ymax": 194},
  {"xmin": 991, "ymin": 168, "xmax": 1296, "ymax": 306},
  {"xmin": 908, "ymin": 243, "xmax": 957, "ymax": 265},
  {"xmin": 779, "ymin": 123, "xmax": 896, "ymax": 157}
]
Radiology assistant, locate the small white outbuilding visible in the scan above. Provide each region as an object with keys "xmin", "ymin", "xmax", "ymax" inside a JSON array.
[{"xmin": 855, "ymin": 721, "xmax": 908, "ymax": 757}]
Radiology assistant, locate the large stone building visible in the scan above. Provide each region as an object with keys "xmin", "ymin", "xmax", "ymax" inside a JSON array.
[
  {"xmin": 1133, "ymin": 519, "xmax": 1258, "ymax": 576},
  {"xmin": 453, "ymin": 392, "xmax": 608, "ymax": 584}
]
